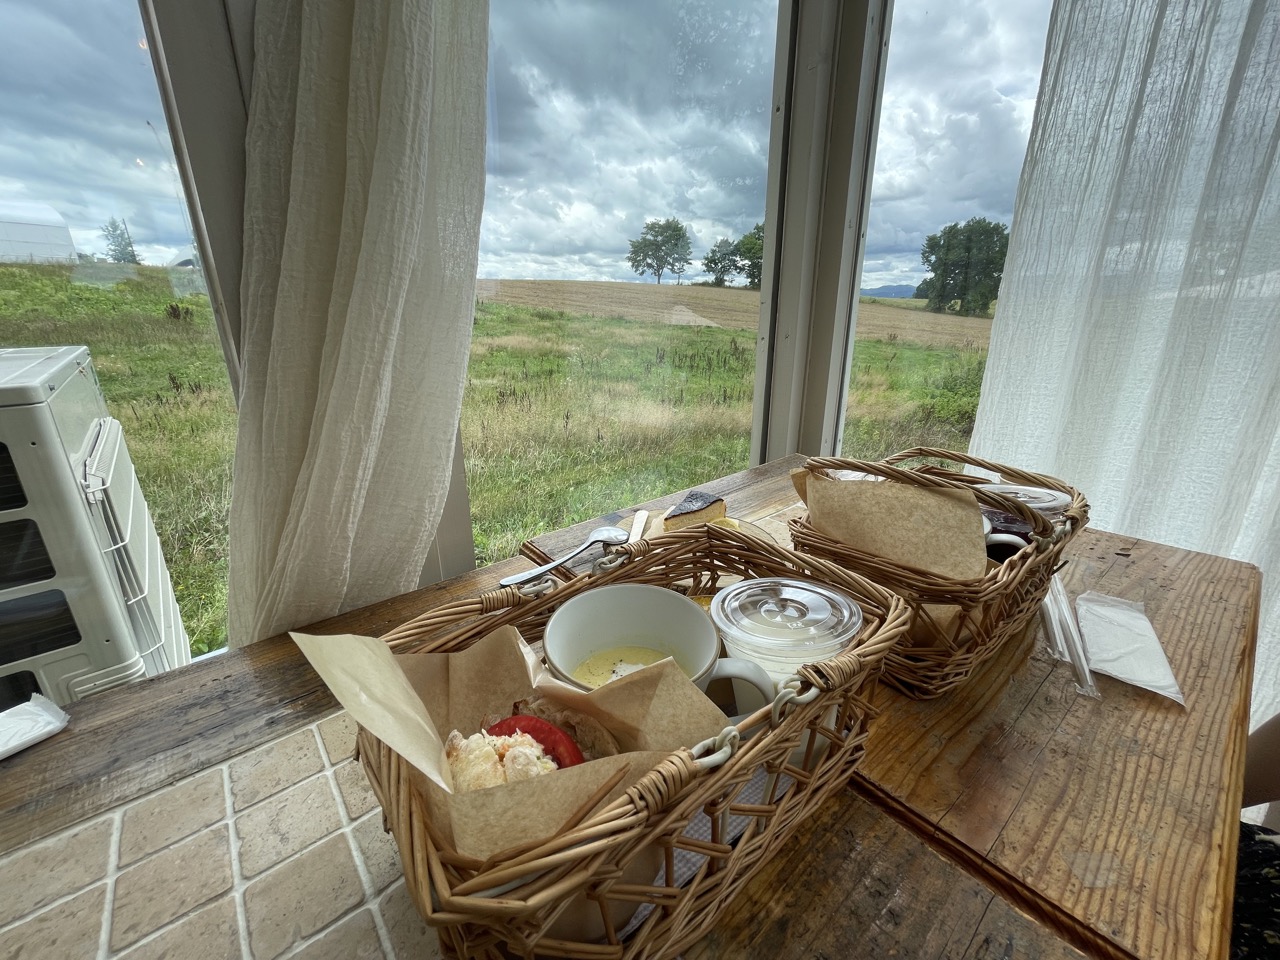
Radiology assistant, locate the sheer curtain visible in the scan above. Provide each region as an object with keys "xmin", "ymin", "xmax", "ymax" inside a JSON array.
[
  {"xmin": 228, "ymin": 0, "xmax": 488, "ymax": 645},
  {"xmin": 970, "ymin": 0, "xmax": 1279, "ymax": 729}
]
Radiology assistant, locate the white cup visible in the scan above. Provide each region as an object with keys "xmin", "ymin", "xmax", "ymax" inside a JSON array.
[{"xmin": 542, "ymin": 584, "xmax": 776, "ymax": 722}]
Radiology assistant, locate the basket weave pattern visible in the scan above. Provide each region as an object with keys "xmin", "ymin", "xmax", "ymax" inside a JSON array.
[
  {"xmin": 788, "ymin": 448, "xmax": 1088, "ymax": 699},
  {"xmin": 363, "ymin": 524, "xmax": 911, "ymax": 959}
]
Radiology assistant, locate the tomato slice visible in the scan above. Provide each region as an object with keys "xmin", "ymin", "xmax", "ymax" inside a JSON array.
[{"xmin": 486, "ymin": 715, "xmax": 584, "ymax": 768}]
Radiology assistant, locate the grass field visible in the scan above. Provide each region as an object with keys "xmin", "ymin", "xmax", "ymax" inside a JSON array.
[
  {"xmin": 2, "ymin": 266, "xmax": 986, "ymax": 654},
  {"xmin": 466, "ymin": 283, "xmax": 988, "ymax": 561}
]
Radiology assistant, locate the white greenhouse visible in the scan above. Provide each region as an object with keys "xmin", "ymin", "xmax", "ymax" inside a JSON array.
[{"xmin": 0, "ymin": 200, "xmax": 77, "ymax": 263}]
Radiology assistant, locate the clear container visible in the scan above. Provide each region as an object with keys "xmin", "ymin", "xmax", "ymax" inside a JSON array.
[
  {"xmin": 977, "ymin": 483, "xmax": 1071, "ymax": 539},
  {"xmin": 710, "ymin": 578, "xmax": 863, "ymax": 685},
  {"xmin": 977, "ymin": 483, "xmax": 1070, "ymax": 520}
]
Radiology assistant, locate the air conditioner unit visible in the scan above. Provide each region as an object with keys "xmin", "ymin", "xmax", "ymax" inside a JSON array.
[{"xmin": 0, "ymin": 346, "xmax": 190, "ymax": 709}]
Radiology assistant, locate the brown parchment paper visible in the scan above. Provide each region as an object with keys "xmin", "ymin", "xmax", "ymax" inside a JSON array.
[
  {"xmin": 294, "ymin": 626, "xmax": 729, "ymax": 860},
  {"xmin": 802, "ymin": 471, "xmax": 986, "ymax": 580}
]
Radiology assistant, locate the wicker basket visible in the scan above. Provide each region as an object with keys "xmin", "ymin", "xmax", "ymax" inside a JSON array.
[
  {"xmin": 788, "ymin": 447, "xmax": 1088, "ymax": 699},
  {"xmin": 361, "ymin": 523, "xmax": 911, "ymax": 960}
]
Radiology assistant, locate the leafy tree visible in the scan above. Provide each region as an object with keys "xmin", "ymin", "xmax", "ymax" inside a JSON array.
[
  {"xmin": 626, "ymin": 217, "xmax": 692, "ymax": 284},
  {"xmin": 918, "ymin": 217, "xmax": 1008, "ymax": 316},
  {"xmin": 101, "ymin": 217, "xmax": 141, "ymax": 265},
  {"xmin": 734, "ymin": 223, "xmax": 765, "ymax": 289},
  {"xmin": 702, "ymin": 238, "xmax": 738, "ymax": 286}
]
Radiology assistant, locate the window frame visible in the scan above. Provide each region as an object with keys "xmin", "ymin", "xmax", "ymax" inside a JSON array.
[
  {"xmin": 755, "ymin": 0, "xmax": 893, "ymax": 462},
  {"xmin": 142, "ymin": 0, "xmax": 894, "ymax": 580}
]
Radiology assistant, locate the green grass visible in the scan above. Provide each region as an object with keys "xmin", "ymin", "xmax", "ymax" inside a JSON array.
[
  {"xmin": 1, "ymin": 265, "xmax": 985, "ymax": 656},
  {"xmin": 463, "ymin": 301, "xmax": 984, "ymax": 562},
  {"xmin": 842, "ymin": 336, "xmax": 986, "ymax": 459},
  {"xmin": 463, "ymin": 302, "xmax": 755, "ymax": 563}
]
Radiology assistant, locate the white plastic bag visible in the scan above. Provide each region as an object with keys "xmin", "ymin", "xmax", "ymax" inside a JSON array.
[
  {"xmin": 1074, "ymin": 591, "xmax": 1185, "ymax": 706},
  {"xmin": 0, "ymin": 694, "xmax": 70, "ymax": 760}
]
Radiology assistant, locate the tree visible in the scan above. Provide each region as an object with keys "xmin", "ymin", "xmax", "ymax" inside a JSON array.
[
  {"xmin": 734, "ymin": 223, "xmax": 765, "ymax": 289},
  {"xmin": 101, "ymin": 218, "xmax": 141, "ymax": 265},
  {"xmin": 626, "ymin": 218, "xmax": 692, "ymax": 284},
  {"xmin": 918, "ymin": 217, "xmax": 1008, "ymax": 316},
  {"xmin": 702, "ymin": 238, "xmax": 738, "ymax": 286}
]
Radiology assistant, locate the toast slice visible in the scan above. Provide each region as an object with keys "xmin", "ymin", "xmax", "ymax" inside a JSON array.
[{"xmin": 662, "ymin": 490, "xmax": 727, "ymax": 531}]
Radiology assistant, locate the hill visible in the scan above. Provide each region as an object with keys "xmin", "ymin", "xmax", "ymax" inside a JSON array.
[{"xmin": 859, "ymin": 283, "xmax": 918, "ymax": 298}]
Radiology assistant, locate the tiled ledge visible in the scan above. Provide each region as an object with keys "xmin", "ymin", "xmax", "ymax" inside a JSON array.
[{"xmin": 0, "ymin": 709, "xmax": 440, "ymax": 960}]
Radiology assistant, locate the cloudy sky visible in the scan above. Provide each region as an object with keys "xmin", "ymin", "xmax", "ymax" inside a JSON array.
[{"xmin": 0, "ymin": 0, "xmax": 1051, "ymax": 289}]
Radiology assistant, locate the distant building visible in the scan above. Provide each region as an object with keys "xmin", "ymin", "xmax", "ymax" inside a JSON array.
[{"xmin": 0, "ymin": 200, "xmax": 77, "ymax": 263}]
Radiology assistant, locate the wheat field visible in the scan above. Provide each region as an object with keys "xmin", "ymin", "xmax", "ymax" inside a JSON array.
[{"xmin": 475, "ymin": 278, "xmax": 991, "ymax": 348}]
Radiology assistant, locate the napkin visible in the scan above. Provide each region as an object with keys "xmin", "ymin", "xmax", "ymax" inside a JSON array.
[{"xmin": 1074, "ymin": 591, "xmax": 1184, "ymax": 706}]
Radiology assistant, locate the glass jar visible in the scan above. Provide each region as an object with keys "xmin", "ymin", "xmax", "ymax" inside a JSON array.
[{"xmin": 710, "ymin": 578, "xmax": 863, "ymax": 686}]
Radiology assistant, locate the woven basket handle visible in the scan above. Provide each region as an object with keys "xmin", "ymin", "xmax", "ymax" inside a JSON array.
[
  {"xmin": 796, "ymin": 592, "xmax": 912, "ymax": 691},
  {"xmin": 803, "ymin": 453, "xmax": 1055, "ymax": 540},
  {"xmin": 624, "ymin": 727, "xmax": 740, "ymax": 814},
  {"xmin": 379, "ymin": 583, "xmax": 553, "ymax": 652}
]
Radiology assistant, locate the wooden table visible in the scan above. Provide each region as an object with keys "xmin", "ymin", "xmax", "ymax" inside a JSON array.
[
  {"xmin": 1, "ymin": 456, "xmax": 1258, "ymax": 959},
  {"xmin": 521, "ymin": 455, "xmax": 1260, "ymax": 959}
]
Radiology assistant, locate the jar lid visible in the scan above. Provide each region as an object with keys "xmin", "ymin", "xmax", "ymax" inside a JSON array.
[
  {"xmin": 977, "ymin": 483, "xmax": 1071, "ymax": 516},
  {"xmin": 711, "ymin": 578, "xmax": 863, "ymax": 660}
]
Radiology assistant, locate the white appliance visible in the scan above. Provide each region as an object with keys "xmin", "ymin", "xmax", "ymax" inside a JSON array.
[{"xmin": 0, "ymin": 346, "xmax": 190, "ymax": 709}]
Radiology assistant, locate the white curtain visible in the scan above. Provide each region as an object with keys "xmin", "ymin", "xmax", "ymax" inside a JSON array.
[
  {"xmin": 970, "ymin": 0, "xmax": 1280, "ymax": 729},
  {"xmin": 228, "ymin": 0, "xmax": 488, "ymax": 646}
]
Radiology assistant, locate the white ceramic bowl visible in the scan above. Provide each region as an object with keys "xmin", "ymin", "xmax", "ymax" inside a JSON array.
[{"xmin": 543, "ymin": 583, "xmax": 719, "ymax": 685}]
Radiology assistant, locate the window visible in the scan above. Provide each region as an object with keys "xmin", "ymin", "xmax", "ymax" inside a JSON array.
[
  {"xmin": 841, "ymin": 0, "xmax": 1053, "ymax": 459},
  {"xmin": 144, "ymin": 0, "xmax": 902, "ymax": 573},
  {"xmin": 0, "ymin": 3, "xmax": 234, "ymax": 659},
  {"xmin": 468, "ymin": 1, "xmax": 780, "ymax": 560}
]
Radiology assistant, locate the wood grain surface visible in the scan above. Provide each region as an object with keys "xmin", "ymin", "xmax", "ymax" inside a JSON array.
[
  {"xmin": 850, "ymin": 530, "xmax": 1259, "ymax": 960},
  {"xmin": 685, "ymin": 785, "xmax": 1088, "ymax": 960},
  {"xmin": 525, "ymin": 465, "xmax": 1259, "ymax": 959}
]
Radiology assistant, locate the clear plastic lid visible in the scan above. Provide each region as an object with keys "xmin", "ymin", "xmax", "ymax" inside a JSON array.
[
  {"xmin": 711, "ymin": 578, "xmax": 863, "ymax": 662},
  {"xmin": 977, "ymin": 483, "xmax": 1071, "ymax": 517}
]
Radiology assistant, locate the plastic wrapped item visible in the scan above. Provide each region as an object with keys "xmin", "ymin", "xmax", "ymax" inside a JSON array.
[
  {"xmin": 0, "ymin": 694, "xmax": 69, "ymax": 760},
  {"xmin": 1074, "ymin": 591, "xmax": 1185, "ymax": 707},
  {"xmin": 1040, "ymin": 574, "xmax": 1100, "ymax": 698}
]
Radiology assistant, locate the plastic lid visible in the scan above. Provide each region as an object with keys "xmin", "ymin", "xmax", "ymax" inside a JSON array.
[
  {"xmin": 711, "ymin": 578, "xmax": 863, "ymax": 663},
  {"xmin": 977, "ymin": 483, "xmax": 1071, "ymax": 516}
]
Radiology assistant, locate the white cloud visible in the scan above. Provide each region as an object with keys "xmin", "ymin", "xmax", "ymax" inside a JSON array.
[
  {"xmin": 0, "ymin": 0, "xmax": 1052, "ymax": 290},
  {"xmin": 480, "ymin": 0, "xmax": 1052, "ymax": 287},
  {"xmin": 0, "ymin": 0, "xmax": 191, "ymax": 265}
]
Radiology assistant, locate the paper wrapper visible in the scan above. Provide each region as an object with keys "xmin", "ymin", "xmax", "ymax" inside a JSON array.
[
  {"xmin": 795, "ymin": 467, "xmax": 989, "ymax": 645},
  {"xmin": 294, "ymin": 626, "xmax": 729, "ymax": 861}
]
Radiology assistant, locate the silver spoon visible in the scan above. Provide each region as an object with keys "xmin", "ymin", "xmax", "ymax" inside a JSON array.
[{"xmin": 498, "ymin": 525, "xmax": 629, "ymax": 587}]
